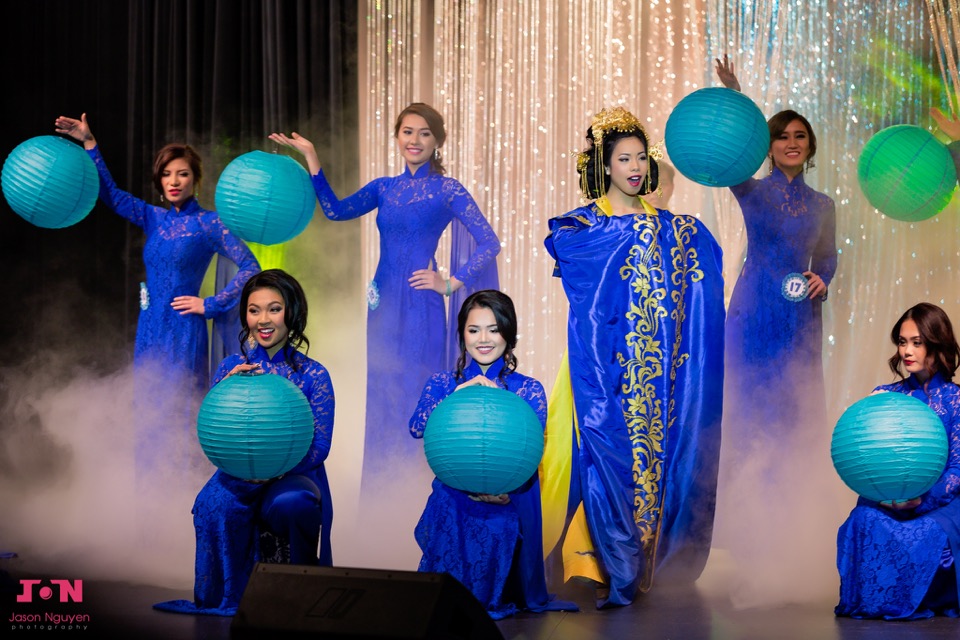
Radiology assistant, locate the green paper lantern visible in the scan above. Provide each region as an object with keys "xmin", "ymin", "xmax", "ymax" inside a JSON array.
[
  {"xmin": 2, "ymin": 135, "xmax": 99, "ymax": 228},
  {"xmin": 215, "ymin": 151, "xmax": 315, "ymax": 245},
  {"xmin": 424, "ymin": 386, "xmax": 544, "ymax": 495},
  {"xmin": 831, "ymin": 393, "xmax": 948, "ymax": 502},
  {"xmin": 857, "ymin": 125, "xmax": 957, "ymax": 222},
  {"xmin": 197, "ymin": 372, "xmax": 314, "ymax": 481}
]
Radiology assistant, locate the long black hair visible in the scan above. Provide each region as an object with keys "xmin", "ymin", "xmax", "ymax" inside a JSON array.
[
  {"xmin": 454, "ymin": 290, "xmax": 518, "ymax": 385},
  {"xmin": 238, "ymin": 269, "xmax": 310, "ymax": 371}
]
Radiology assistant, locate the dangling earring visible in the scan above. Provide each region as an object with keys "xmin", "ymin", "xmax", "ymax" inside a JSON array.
[
  {"xmin": 160, "ymin": 194, "xmax": 165, "ymax": 203},
  {"xmin": 433, "ymin": 149, "xmax": 440, "ymax": 160}
]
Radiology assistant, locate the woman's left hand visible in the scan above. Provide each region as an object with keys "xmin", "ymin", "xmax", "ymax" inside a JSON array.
[
  {"xmin": 454, "ymin": 375, "xmax": 498, "ymax": 392},
  {"xmin": 171, "ymin": 295, "xmax": 205, "ymax": 315},
  {"xmin": 469, "ymin": 493, "xmax": 510, "ymax": 505},
  {"xmin": 879, "ymin": 497, "xmax": 922, "ymax": 511},
  {"xmin": 409, "ymin": 269, "xmax": 461, "ymax": 295},
  {"xmin": 803, "ymin": 271, "xmax": 827, "ymax": 299}
]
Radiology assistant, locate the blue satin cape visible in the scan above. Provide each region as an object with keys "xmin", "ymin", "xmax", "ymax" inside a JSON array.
[{"xmin": 541, "ymin": 198, "xmax": 725, "ymax": 606}]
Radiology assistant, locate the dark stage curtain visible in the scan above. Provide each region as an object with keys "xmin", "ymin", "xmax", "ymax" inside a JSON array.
[{"xmin": 0, "ymin": 0, "xmax": 358, "ymax": 371}]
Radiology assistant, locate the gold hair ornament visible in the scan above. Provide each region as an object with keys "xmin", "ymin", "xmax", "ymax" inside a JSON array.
[{"xmin": 578, "ymin": 107, "xmax": 655, "ymax": 198}]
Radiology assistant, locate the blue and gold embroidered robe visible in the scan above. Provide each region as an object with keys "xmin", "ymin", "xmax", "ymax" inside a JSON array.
[{"xmin": 541, "ymin": 197, "xmax": 725, "ymax": 606}]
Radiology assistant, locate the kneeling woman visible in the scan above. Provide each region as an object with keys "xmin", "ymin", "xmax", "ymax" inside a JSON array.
[
  {"xmin": 409, "ymin": 290, "xmax": 576, "ymax": 619},
  {"xmin": 836, "ymin": 302, "xmax": 960, "ymax": 619},
  {"xmin": 156, "ymin": 269, "xmax": 335, "ymax": 616}
]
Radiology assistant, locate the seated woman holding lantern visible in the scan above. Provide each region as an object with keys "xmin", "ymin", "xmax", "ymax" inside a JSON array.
[
  {"xmin": 835, "ymin": 302, "xmax": 960, "ymax": 619},
  {"xmin": 155, "ymin": 269, "xmax": 334, "ymax": 616},
  {"xmin": 409, "ymin": 290, "xmax": 576, "ymax": 619}
]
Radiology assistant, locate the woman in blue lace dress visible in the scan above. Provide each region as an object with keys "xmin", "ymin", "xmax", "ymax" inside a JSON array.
[
  {"xmin": 713, "ymin": 58, "xmax": 837, "ymax": 448},
  {"xmin": 836, "ymin": 302, "xmax": 960, "ymax": 619},
  {"xmin": 54, "ymin": 113, "xmax": 259, "ymax": 389},
  {"xmin": 269, "ymin": 104, "xmax": 499, "ymax": 506},
  {"xmin": 53, "ymin": 114, "xmax": 260, "ymax": 461},
  {"xmin": 156, "ymin": 269, "xmax": 335, "ymax": 616},
  {"xmin": 409, "ymin": 290, "xmax": 576, "ymax": 619}
]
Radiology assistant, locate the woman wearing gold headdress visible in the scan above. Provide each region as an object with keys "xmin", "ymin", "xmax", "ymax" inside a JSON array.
[{"xmin": 540, "ymin": 107, "xmax": 726, "ymax": 607}]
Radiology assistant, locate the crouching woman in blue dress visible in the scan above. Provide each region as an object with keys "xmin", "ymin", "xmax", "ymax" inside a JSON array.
[
  {"xmin": 409, "ymin": 290, "xmax": 577, "ymax": 619},
  {"xmin": 836, "ymin": 302, "xmax": 960, "ymax": 620},
  {"xmin": 156, "ymin": 269, "xmax": 335, "ymax": 616}
]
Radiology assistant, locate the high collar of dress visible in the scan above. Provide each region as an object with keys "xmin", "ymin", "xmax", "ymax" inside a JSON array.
[
  {"xmin": 168, "ymin": 197, "xmax": 202, "ymax": 216},
  {"xmin": 464, "ymin": 356, "xmax": 506, "ymax": 381},
  {"xmin": 905, "ymin": 370, "xmax": 948, "ymax": 393},
  {"xmin": 403, "ymin": 163, "xmax": 434, "ymax": 180},
  {"xmin": 595, "ymin": 195, "xmax": 657, "ymax": 217},
  {"xmin": 248, "ymin": 342, "xmax": 295, "ymax": 364},
  {"xmin": 770, "ymin": 166, "xmax": 806, "ymax": 187}
]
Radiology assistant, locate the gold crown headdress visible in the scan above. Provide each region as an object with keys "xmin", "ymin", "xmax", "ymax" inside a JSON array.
[{"xmin": 577, "ymin": 107, "xmax": 663, "ymax": 199}]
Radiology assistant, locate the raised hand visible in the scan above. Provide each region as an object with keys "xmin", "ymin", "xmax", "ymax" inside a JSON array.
[
  {"xmin": 931, "ymin": 107, "xmax": 960, "ymax": 142},
  {"xmin": 54, "ymin": 113, "xmax": 97, "ymax": 149},
  {"xmin": 268, "ymin": 132, "xmax": 321, "ymax": 174},
  {"xmin": 714, "ymin": 54, "xmax": 742, "ymax": 92}
]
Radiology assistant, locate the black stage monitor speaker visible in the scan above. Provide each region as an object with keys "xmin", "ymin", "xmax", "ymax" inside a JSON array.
[{"xmin": 231, "ymin": 563, "xmax": 505, "ymax": 639}]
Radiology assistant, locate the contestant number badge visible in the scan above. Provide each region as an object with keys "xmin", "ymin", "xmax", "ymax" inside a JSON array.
[{"xmin": 781, "ymin": 272, "xmax": 808, "ymax": 302}]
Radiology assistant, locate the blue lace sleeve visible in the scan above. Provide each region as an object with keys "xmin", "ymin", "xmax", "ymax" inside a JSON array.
[
  {"xmin": 311, "ymin": 169, "xmax": 382, "ymax": 221},
  {"xmin": 918, "ymin": 385, "xmax": 960, "ymax": 513},
  {"xmin": 409, "ymin": 372, "xmax": 456, "ymax": 438},
  {"xmin": 211, "ymin": 355, "xmax": 244, "ymax": 387},
  {"xmin": 510, "ymin": 376, "xmax": 548, "ymax": 429},
  {"xmin": 199, "ymin": 215, "xmax": 261, "ymax": 318},
  {"xmin": 87, "ymin": 146, "xmax": 150, "ymax": 228},
  {"xmin": 812, "ymin": 196, "xmax": 838, "ymax": 286},
  {"xmin": 287, "ymin": 356, "xmax": 335, "ymax": 474},
  {"xmin": 443, "ymin": 178, "xmax": 500, "ymax": 286},
  {"xmin": 729, "ymin": 176, "xmax": 760, "ymax": 200}
]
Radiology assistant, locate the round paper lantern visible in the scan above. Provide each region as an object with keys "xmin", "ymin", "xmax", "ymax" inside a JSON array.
[
  {"xmin": 214, "ymin": 151, "xmax": 314, "ymax": 245},
  {"xmin": 831, "ymin": 393, "xmax": 948, "ymax": 502},
  {"xmin": 196, "ymin": 372, "xmax": 314, "ymax": 481},
  {"xmin": 664, "ymin": 87, "xmax": 769, "ymax": 187},
  {"xmin": 424, "ymin": 386, "xmax": 544, "ymax": 495},
  {"xmin": 1, "ymin": 135, "xmax": 99, "ymax": 228},
  {"xmin": 857, "ymin": 125, "xmax": 957, "ymax": 222}
]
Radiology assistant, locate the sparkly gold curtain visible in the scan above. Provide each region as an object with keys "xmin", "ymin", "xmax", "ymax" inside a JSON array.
[
  {"xmin": 358, "ymin": 1, "xmax": 955, "ymax": 409},
  {"xmin": 359, "ymin": 0, "xmax": 712, "ymax": 385}
]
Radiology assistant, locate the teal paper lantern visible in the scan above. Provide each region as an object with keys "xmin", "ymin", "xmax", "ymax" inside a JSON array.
[
  {"xmin": 664, "ymin": 87, "xmax": 769, "ymax": 187},
  {"xmin": 831, "ymin": 393, "xmax": 948, "ymax": 502},
  {"xmin": 857, "ymin": 125, "xmax": 957, "ymax": 222},
  {"xmin": 214, "ymin": 151, "xmax": 315, "ymax": 245},
  {"xmin": 424, "ymin": 386, "xmax": 544, "ymax": 495},
  {"xmin": 1, "ymin": 135, "xmax": 99, "ymax": 228},
  {"xmin": 197, "ymin": 372, "xmax": 314, "ymax": 481}
]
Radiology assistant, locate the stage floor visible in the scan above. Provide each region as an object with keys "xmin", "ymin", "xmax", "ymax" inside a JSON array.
[{"xmin": 4, "ymin": 554, "xmax": 957, "ymax": 640}]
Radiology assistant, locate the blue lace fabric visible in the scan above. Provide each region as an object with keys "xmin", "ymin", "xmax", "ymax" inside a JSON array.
[
  {"xmin": 724, "ymin": 168, "xmax": 837, "ymax": 450},
  {"xmin": 88, "ymin": 146, "xmax": 260, "ymax": 389},
  {"xmin": 154, "ymin": 345, "xmax": 335, "ymax": 616},
  {"xmin": 311, "ymin": 166, "xmax": 499, "ymax": 502},
  {"xmin": 409, "ymin": 359, "xmax": 577, "ymax": 619},
  {"xmin": 836, "ymin": 373, "xmax": 960, "ymax": 620},
  {"xmin": 87, "ymin": 147, "xmax": 260, "ymax": 468}
]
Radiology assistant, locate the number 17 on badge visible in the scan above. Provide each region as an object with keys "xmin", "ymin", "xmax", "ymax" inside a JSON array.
[{"xmin": 781, "ymin": 272, "xmax": 809, "ymax": 302}]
